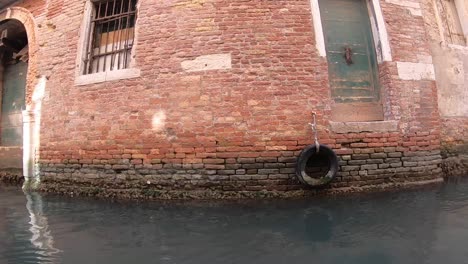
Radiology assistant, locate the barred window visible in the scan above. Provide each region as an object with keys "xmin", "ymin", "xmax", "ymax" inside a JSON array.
[{"xmin": 84, "ymin": 0, "xmax": 137, "ymax": 75}]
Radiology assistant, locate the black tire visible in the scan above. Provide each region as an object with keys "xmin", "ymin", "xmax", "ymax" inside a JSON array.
[{"xmin": 295, "ymin": 144, "xmax": 338, "ymax": 187}]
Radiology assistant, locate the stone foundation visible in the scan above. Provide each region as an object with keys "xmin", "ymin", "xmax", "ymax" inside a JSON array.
[
  {"xmin": 440, "ymin": 118, "xmax": 468, "ymax": 178},
  {"xmin": 0, "ymin": 169, "xmax": 24, "ymax": 185},
  {"xmin": 38, "ymin": 147, "xmax": 443, "ymax": 200},
  {"xmin": 441, "ymin": 144, "xmax": 468, "ymax": 178},
  {"xmin": 38, "ymin": 177, "xmax": 443, "ymax": 200}
]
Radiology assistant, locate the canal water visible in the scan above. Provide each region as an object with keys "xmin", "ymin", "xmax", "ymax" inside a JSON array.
[{"xmin": 1, "ymin": 179, "xmax": 468, "ymax": 264}]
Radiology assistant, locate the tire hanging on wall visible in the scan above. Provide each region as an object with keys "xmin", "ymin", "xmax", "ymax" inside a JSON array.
[{"xmin": 295, "ymin": 144, "xmax": 338, "ymax": 187}]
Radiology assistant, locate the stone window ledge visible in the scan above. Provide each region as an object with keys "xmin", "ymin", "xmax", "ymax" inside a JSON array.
[
  {"xmin": 75, "ymin": 68, "xmax": 141, "ymax": 86},
  {"xmin": 447, "ymin": 44, "xmax": 468, "ymax": 53},
  {"xmin": 329, "ymin": 120, "xmax": 398, "ymax": 134}
]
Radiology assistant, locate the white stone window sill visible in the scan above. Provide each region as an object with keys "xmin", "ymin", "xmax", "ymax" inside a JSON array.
[
  {"xmin": 329, "ymin": 120, "xmax": 398, "ymax": 134},
  {"xmin": 447, "ymin": 44, "xmax": 468, "ymax": 53},
  {"xmin": 75, "ymin": 68, "xmax": 141, "ymax": 86}
]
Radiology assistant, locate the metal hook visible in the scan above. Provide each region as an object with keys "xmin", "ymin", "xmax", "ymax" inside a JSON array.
[{"xmin": 344, "ymin": 46, "xmax": 353, "ymax": 65}]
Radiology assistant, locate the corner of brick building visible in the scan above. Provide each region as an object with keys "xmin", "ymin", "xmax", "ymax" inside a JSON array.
[
  {"xmin": 420, "ymin": 0, "xmax": 468, "ymax": 177},
  {"xmin": 2, "ymin": 0, "xmax": 466, "ymax": 198}
]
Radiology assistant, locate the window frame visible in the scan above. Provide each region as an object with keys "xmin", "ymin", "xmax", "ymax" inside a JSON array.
[
  {"xmin": 437, "ymin": 0, "xmax": 467, "ymax": 47},
  {"xmin": 309, "ymin": 0, "xmax": 392, "ymax": 122},
  {"xmin": 75, "ymin": 0, "xmax": 140, "ymax": 86},
  {"xmin": 309, "ymin": 0, "xmax": 392, "ymax": 62}
]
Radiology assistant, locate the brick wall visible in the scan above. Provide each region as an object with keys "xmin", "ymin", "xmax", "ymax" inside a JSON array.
[
  {"xmin": 440, "ymin": 117, "xmax": 468, "ymax": 176},
  {"xmin": 2, "ymin": 0, "xmax": 450, "ymax": 197},
  {"xmin": 0, "ymin": 147, "xmax": 22, "ymax": 184},
  {"xmin": 419, "ymin": 0, "xmax": 468, "ymax": 177}
]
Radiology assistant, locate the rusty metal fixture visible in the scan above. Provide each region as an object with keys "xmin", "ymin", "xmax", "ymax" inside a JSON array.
[{"xmin": 344, "ymin": 46, "xmax": 353, "ymax": 65}]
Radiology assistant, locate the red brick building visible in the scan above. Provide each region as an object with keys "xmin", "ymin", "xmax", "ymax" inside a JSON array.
[{"xmin": 0, "ymin": 0, "xmax": 466, "ymax": 198}]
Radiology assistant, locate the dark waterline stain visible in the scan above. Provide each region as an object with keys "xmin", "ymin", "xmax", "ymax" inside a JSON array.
[{"xmin": 1, "ymin": 178, "xmax": 468, "ymax": 264}]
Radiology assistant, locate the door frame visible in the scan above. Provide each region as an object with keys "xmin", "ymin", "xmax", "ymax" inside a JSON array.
[
  {"xmin": 309, "ymin": 0, "xmax": 393, "ymax": 121},
  {"xmin": 0, "ymin": 7, "xmax": 42, "ymax": 188},
  {"xmin": 309, "ymin": 0, "xmax": 392, "ymax": 62}
]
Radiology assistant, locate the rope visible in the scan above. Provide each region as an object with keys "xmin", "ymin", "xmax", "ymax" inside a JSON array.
[{"xmin": 309, "ymin": 112, "xmax": 320, "ymax": 153}]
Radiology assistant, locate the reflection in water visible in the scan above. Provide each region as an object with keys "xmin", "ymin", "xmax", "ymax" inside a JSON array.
[
  {"xmin": 1, "ymin": 178, "xmax": 468, "ymax": 264},
  {"xmin": 303, "ymin": 207, "xmax": 333, "ymax": 242},
  {"xmin": 25, "ymin": 192, "xmax": 61, "ymax": 262}
]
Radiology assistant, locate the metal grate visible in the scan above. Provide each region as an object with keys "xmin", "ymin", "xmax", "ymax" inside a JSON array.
[{"xmin": 84, "ymin": 0, "xmax": 137, "ymax": 75}]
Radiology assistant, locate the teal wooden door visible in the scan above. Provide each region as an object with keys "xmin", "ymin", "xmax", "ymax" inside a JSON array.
[
  {"xmin": 1, "ymin": 61, "xmax": 27, "ymax": 146},
  {"xmin": 319, "ymin": 0, "xmax": 380, "ymax": 104}
]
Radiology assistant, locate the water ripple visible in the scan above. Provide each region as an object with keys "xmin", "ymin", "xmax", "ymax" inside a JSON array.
[{"xmin": 1, "ymin": 177, "xmax": 468, "ymax": 264}]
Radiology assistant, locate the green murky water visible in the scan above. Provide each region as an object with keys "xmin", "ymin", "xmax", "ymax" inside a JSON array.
[{"xmin": 1, "ymin": 178, "xmax": 468, "ymax": 264}]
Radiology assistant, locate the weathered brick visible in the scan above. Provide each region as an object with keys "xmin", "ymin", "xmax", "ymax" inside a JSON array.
[
  {"xmin": 258, "ymin": 169, "xmax": 279, "ymax": 175},
  {"xmin": 238, "ymin": 158, "xmax": 256, "ymax": 164},
  {"xmin": 387, "ymin": 152, "xmax": 402, "ymax": 158},
  {"xmin": 370, "ymin": 153, "xmax": 387, "ymax": 159},
  {"xmin": 256, "ymin": 157, "xmax": 278, "ymax": 163},
  {"xmin": 6, "ymin": 0, "xmax": 450, "ymax": 196},
  {"xmin": 264, "ymin": 163, "xmax": 286, "ymax": 169},
  {"xmin": 205, "ymin": 164, "xmax": 225, "ymax": 170},
  {"xmin": 218, "ymin": 170, "xmax": 235, "ymax": 175},
  {"xmin": 366, "ymin": 159, "xmax": 384, "ymax": 164},
  {"xmin": 378, "ymin": 163, "xmax": 390, "ymax": 169},
  {"xmin": 280, "ymin": 168, "xmax": 295, "ymax": 174},
  {"xmin": 361, "ymin": 164, "xmax": 378, "ymax": 170},
  {"xmin": 269, "ymin": 174, "xmax": 290, "ymax": 179},
  {"xmin": 352, "ymin": 154, "xmax": 370, "ymax": 160},
  {"xmin": 403, "ymin": 162, "xmax": 418, "ymax": 167},
  {"xmin": 390, "ymin": 162, "xmax": 403, "ymax": 168},
  {"xmin": 235, "ymin": 169, "xmax": 246, "ymax": 175},
  {"xmin": 278, "ymin": 157, "xmax": 297, "ymax": 163},
  {"xmin": 242, "ymin": 163, "xmax": 264, "ymax": 169},
  {"xmin": 341, "ymin": 166, "xmax": 360, "ymax": 171},
  {"xmin": 341, "ymin": 155, "xmax": 352, "ymax": 161},
  {"xmin": 385, "ymin": 158, "xmax": 401, "ymax": 163},
  {"xmin": 348, "ymin": 160, "xmax": 367, "ymax": 165}
]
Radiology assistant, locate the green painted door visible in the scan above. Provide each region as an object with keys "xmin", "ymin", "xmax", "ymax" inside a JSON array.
[
  {"xmin": 1, "ymin": 61, "xmax": 27, "ymax": 146},
  {"xmin": 319, "ymin": 0, "xmax": 380, "ymax": 104}
]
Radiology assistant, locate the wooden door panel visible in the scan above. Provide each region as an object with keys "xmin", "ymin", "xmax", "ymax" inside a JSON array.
[
  {"xmin": 320, "ymin": 0, "xmax": 379, "ymax": 102},
  {"xmin": 324, "ymin": 22, "xmax": 367, "ymax": 45}
]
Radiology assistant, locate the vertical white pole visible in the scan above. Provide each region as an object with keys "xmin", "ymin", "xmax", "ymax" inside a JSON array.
[
  {"xmin": 22, "ymin": 109, "xmax": 35, "ymax": 187},
  {"xmin": 309, "ymin": 0, "xmax": 326, "ymax": 57}
]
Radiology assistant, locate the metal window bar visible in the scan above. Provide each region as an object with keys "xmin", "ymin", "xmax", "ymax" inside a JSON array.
[{"xmin": 83, "ymin": 0, "xmax": 137, "ymax": 75}]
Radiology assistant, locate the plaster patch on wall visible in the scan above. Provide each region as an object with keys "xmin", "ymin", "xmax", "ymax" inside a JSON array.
[
  {"xmin": 397, "ymin": 62, "xmax": 436, "ymax": 80},
  {"xmin": 431, "ymin": 44, "xmax": 468, "ymax": 116},
  {"xmin": 152, "ymin": 110, "xmax": 166, "ymax": 132},
  {"xmin": 181, "ymin": 54, "xmax": 232, "ymax": 72},
  {"xmin": 385, "ymin": 0, "xmax": 422, "ymax": 16},
  {"xmin": 445, "ymin": 59, "xmax": 464, "ymax": 85}
]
